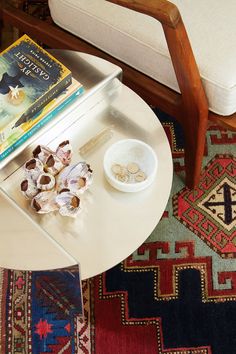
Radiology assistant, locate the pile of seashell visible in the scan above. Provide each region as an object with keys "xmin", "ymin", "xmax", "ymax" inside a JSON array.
[{"xmin": 20, "ymin": 141, "xmax": 93, "ymax": 217}]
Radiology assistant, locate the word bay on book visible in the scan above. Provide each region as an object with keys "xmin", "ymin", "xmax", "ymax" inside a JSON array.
[{"xmin": 0, "ymin": 34, "xmax": 72, "ymax": 144}]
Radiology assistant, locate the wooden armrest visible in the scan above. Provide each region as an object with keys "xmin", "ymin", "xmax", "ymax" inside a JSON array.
[{"xmin": 107, "ymin": 0, "xmax": 180, "ymax": 29}]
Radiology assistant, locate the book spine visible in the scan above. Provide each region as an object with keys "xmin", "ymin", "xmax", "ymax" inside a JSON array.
[
  {"xmin": 0, "ymin": 86, "xmax": 84, "ymax": 161},
  {"xmin": 12, "ymin": 73, "xmax": 72, "ymax": 129}
]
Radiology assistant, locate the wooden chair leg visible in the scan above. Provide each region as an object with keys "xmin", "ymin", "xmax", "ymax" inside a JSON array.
[{"xmin": 182, "ymin": 109, "xmax": 209, "ymax": 189}]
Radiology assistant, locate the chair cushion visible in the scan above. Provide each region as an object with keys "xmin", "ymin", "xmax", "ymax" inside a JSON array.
[{"xmin": 49, "ymin": 0, "xmax": 236, "ymax": 116}]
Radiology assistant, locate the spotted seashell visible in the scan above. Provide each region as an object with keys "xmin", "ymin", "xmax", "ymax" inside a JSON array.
[
  {"xmin": 31, "ymin": 190, "xmax": 58, "ymax": 214},
  {"xmin": 20, "ymin": 178, "xmax": 39, "ymax": 199},
  {"xmin": 56, "ymin": 164, "xmax": 75, "ymax": 191},
  {"xmin": 24, "ymin": 158, "xmax": 44, "ymax": 181},
  {"xmin": 56, "ymin": 191, "xmax": 81, "ymax": 217},
  {"xmin": 56, "ymin": 162, "xmax": 93, "ymax": 194},
  {"xmin": 44, "ymin": 154, "xmax": 64, "ymax": 176},
  {"xmin": 36, "ymin": 173, "xmax": 55, "ymax": 191},
  {"xmin": 68, "ymin": 162, "xmax": 93, "ymax": 195},
  {"xmin": 56, "ymin": 140, "xmax": 72, "ymax": 165},
  {"xmin": 68, "ymin": 176, "xmax": 90, "ymax": 195},
  {"xmin": 32, "ymin": 145, "xmax": 53, "ymax": 164},
  {"xmin": 68, "ymin": 162, "xmax": 93, "ymax": 180}
]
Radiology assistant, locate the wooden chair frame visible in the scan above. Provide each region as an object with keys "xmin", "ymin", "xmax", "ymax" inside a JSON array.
[{"xmin": 0, "ymin": 0, "xmax": 235, "ymax": 188}]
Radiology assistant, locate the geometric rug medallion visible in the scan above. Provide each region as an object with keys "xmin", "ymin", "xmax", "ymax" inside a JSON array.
[{"xmin": 174, "ymin": 154, "xmax": 236, "ymax": 258}]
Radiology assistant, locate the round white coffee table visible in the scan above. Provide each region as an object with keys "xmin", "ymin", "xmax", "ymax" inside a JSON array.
[{"xmin": 0, "ymin": 51, "xmax": 172, "ymax": 280}]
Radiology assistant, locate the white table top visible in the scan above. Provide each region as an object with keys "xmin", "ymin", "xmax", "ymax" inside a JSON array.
[{"xmin": 0, "ymin": 51, "xmax": 173, "ymax": 280}]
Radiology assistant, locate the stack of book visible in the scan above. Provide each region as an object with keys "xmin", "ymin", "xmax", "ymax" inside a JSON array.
[{"xmin": 0, "ymin": 34, "xmax": 84, "ymax": 162}]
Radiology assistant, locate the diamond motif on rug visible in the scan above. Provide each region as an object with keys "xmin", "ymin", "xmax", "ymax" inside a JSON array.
[
  {"xmin": 198, "ymin": 177, "xmax": 236, "ymax": 231},
  {"xmin": 173, "ymin": 154, "xmax": 236, "ymax": 258}
]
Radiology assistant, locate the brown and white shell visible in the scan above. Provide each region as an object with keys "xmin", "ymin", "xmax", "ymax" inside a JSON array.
[
  {"xmin": 56, "ymin": 191, "xmax": 81, "ymax": 217},
  {"xmin": 20, "ymin": 178, "xmax": 40, "ymax": 199},
  {"xmin": 31, "ymin": 190, "xmax": 58, "ymax": 214},
  {"xmin": 24, "ymin": 158, "xmax": 44, "ymax": 181},
  {"xmin": 44, "ymin": 154, "xmax": 64, "ymax": 176},
  {"xmin": 32, "ymin": 145, "xmax": 53, "ymax": 164},
  {"xmin": 56, "ymin": 162, "xmax": 93, "ymax": 194},
  {"xmin": 36, "ymin": 172, "xmax": 56, "ymax": 191},
  {"xmin": 56, "ymin": 140, "xmax": 72, "ymax": 165}
]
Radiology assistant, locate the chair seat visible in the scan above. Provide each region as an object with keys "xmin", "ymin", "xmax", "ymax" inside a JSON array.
[{"xmin": 49, "ymin": 0, "xmax": 236, "ymax": 116}]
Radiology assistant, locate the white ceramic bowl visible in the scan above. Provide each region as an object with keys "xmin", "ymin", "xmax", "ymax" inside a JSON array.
[{"xmin": 103, "ymin": 139, "xmax": 158, "ymax": 192}]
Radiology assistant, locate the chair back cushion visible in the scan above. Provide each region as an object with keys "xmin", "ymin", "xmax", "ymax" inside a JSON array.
[{"xmin": 49, "ymin": 0, "xmax": 236, "ymax": 116}]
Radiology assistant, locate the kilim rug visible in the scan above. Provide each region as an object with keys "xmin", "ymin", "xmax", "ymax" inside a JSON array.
[{"xmin": 0, "ymin": 109, "xmax": 235, "ymax": 354}]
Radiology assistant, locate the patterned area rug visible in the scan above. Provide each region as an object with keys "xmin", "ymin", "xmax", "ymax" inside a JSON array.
[{"xmin": 0, "ymin": 110, "xmax": 235, "ymax": 354}]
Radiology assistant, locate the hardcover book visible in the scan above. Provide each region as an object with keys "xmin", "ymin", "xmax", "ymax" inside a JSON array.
[
  {"xmin": 0, "ymin": 34, "xmax": 72, "ymax": 143},
  {"xmin": 0, "ymin": 77, "xmax": 84, "ymax": 161}
]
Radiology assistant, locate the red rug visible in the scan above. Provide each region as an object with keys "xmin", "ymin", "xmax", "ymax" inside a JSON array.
[{"xmin": 1, "ymin": 110, "xmax": 236, "ymax": 354}]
